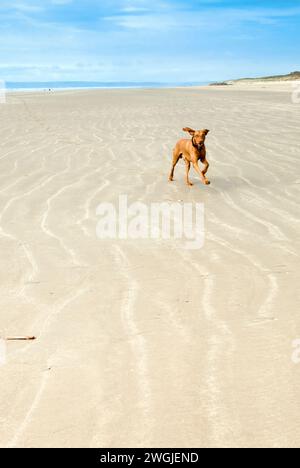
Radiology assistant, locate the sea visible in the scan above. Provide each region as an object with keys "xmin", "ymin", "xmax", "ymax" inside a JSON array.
[{"xmin": 5, "ymin": 81, "xmax": 208, "ymax": 92}]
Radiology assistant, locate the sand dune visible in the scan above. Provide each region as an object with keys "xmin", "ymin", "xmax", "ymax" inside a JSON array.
[{"xmin": 0, "ymin": 85, "xmax": 300, "ymax": 448}]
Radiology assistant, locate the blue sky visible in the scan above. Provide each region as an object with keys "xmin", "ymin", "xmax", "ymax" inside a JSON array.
[{"xmin": 0, "ymin": 0, "xmax": 299, "ymax": 82}]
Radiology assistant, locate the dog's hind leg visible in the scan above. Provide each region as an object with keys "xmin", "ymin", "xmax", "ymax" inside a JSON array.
[{"xmin": 169, "ymin": 150, "xmax": 182, "ymax": 181}]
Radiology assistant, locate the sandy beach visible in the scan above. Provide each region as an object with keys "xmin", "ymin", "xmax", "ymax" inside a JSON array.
[{"xmin": 0, "ymin": 83, "xmax": 300, "ymax": 448}]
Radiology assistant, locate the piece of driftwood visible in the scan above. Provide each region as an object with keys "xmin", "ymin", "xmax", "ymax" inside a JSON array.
[{"xmin": 5, "ymin": 336, "xmax": 36, "ymax": 341}]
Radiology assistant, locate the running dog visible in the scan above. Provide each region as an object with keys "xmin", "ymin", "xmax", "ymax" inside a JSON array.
[{"xmin": 169, "ymin": 128, "xmax": 210, "ymax": 186}]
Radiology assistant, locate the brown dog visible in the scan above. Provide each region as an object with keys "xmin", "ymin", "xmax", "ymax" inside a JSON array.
[{"xmin": 169, "ymin": 128, "xmax": 210, "ymax": 186}]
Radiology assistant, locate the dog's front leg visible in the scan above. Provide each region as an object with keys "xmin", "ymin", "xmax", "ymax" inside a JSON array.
[
  {"xmin": 193, "ymin": 162, "xmax": 210, "ymax": 185},
  {"xmin": 185, "ymin": 161, "xmax": 193, "ymax": 186}
]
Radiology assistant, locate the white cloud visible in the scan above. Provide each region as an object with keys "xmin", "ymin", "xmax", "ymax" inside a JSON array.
[
  {"xmin": 105, "ymin": 6, "xmax": 300, "ymax": 31},
  {"xmin": 0, "ymin": 1, "xmax": 299, "ymax": 81},
  {"xmin": 0, "ymin": 2, "xmax": 43, "ymax": 13}
]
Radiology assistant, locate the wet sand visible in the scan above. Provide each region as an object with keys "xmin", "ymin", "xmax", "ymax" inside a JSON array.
[{"xmin": 0, "ymin": 84, "xmax": 300, "ymax": 448}]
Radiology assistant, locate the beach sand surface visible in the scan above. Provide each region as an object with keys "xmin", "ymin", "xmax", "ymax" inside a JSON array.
[{"xmin": 0, "ymin": 84, "xmax": 300, "ymax": 448}]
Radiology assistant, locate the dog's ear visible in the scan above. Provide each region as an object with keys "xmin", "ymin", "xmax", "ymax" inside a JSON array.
[
  {"xmin": 204, "ymin": 129, "xmax": 210, "ymax": 135},
  {"xmin": 183, "ymin": 127, "xmax": 195, "ymax": 136}
]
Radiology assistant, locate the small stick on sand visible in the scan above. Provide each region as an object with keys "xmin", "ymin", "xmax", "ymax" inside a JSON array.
[{"xmin": 5, "ymin": 336, "xmax": 36, "ymax": 341}]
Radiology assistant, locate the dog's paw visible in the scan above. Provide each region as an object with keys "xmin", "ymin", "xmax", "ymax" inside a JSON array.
[
  {"xmin": 187, "ymin": 182, "xmax": 194, "ymax": 187},
  {"xmin": 204, "ymin": 179, "xmax": 211, "ymax": 185}
]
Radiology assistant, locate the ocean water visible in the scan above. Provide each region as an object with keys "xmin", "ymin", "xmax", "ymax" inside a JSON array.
[{"xmin": 6, "ymin": 81, "xmax": 208, "ymax": 92}]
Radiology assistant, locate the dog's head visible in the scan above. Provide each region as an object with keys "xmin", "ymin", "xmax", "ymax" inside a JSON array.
[{"xmin": 183, "ymin": 127, "xmax": 210, "ymax": 150}]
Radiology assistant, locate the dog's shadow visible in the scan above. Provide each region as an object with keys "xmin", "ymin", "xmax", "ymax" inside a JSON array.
[{"xmin": 209, "ymin": 175, "xmax": 275, "ymax": 192}]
